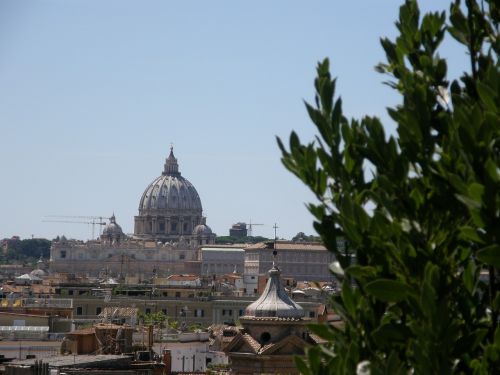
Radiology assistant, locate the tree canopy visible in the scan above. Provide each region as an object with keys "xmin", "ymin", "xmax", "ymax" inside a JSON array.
[
  {"xmin": 215, "ymin": 235, "xmax": 271, "ymax": 244},
  {"xmin": 291, "ymin": 232, "xmax": 322, "ymax": 242},
  {"xmin": 278, "ymin": 0, "xmax": 500, "ymax": 373},
  {"xmin": 1, "ymin": 238, "xmax": 50, "ymax": 264}
]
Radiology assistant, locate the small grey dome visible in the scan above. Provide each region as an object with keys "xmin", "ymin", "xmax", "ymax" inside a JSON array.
[
  {"xmin": 102, "ymin": 214, "xmax": 124, "ymax": 238},
  {"xmin": 193, "ymin": 217, "xmax": 212, "ymax": 236},
  {"xmin": 245, "ymin": 265, "xmax": 304, "ymax": 319},
  {"xmin": 30, "ymin": 269, "xmax": 46, "ymax": 277}
]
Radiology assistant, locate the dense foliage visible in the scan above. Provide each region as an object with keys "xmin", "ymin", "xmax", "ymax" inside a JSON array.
[
  {"xmin": 278, "ymin": 0, "xmax": 500, "ymax": 373},
  {"xmin": 215, "ymin": 235, "xmax": 271, "ymax": 244},
  {"xmin": 292, "ymin": 232, "xmax": 322, "ymax": 242},
  {"xmin": 0, "ymin": 238, "xmax": 50, "ymax": 264}
]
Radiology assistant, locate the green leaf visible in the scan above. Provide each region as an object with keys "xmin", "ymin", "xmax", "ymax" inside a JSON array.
[
  {"xmin": 447, "ymin": 173, "xmax": 468, "ymax": 194},
  {"xmin": 307, "ymin": 323, "xmax": 336, "ymax": 342},
  {"xmin": 365, "ymin": 279, "xmax": 411, "ymax": 302},
  {"xmin": 455, "ymin": 194, "xmax": 481, "ymax": 210},
  {"xmin": 420, "ymin": 281, "xmax": 436, "ymax": 318},
  {"xmin": 467, "ymin": 183, "xmax": 484, "ymax": 203},
  {"xmin": 460, "ymin": 226, "xmax": 485, "ymax": 244},
  {"xmin": 477, "ymin": 245, "xmax": 500, "ymax": 267},
  {"xmin": 447, "ymin": 26, "xmax": 467, "ymax": 45},
  {"xmin": 495, "ymin": 326, "xmax": 500, "ymax": 345},
  {"xmin": 386, "ymin": 350, "xmax": 406, "ymax": 375},
  {"xmin": 294, "ymin": 356, "xmax": 312, "ymax": 375},
  {"xmin": 410, "ymin": 186, "xmax": 424, "ymax": 208},
  {"xmin": 485, "ymin": 158, "xmax": 499, "ymax": 183},
  {"xmin": 463, "ymin": 261, "xmax": 477, "ymax": 294},
  {"xmin": 372, "ymin": 323, "xmax": 410, "ymax": 348},
  {"xmin": 476, "ymin": 81, "xmax": 497, "ymax": 112},
  {"xmin": 346, "ymin": 265, "xmax": 377, "ymax": 280},
  {"xmin": 342, "ymin": 281, "xmax": 357, "ymax": 317}
]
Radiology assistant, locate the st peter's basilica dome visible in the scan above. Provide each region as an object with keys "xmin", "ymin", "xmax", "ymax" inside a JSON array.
[{"xmin": 134, "ymin": 147, "xmax": 205, "ymax": 242}]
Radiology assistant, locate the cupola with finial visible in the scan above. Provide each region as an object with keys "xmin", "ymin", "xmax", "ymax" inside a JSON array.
[
  {"xmin": 223, "ymin": 223, "xmax": 319, "ymax": 375},
  {"xmin": 163, "ymin": 146, "xmax": 180, "ymax": 177}
]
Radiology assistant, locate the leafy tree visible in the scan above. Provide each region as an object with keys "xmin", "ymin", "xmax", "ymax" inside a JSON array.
[
  {"xmin": 141, "ymin": 311, "xmax": 168, "ymax": 326},
  {"xmin": 292, "ymin": 232, "xmax": 322, "ymax": 242},
  {"xmin": 278, "ymin": 0, "xmax": 499, "ymax": 373},
  {"xmin": 19, "ymin": 239, "xmax": 51, "ymax": 259},
  {"xmin": 1, "ymin": 238, "xmax": 50, "ymax": 264},
  {"xmin": 169, "ymin": 320, "xmax": 179, "ymax": 330},
  {"xmin": 215, "ymin": 235, "xmax": 271, "ymax": 244}
]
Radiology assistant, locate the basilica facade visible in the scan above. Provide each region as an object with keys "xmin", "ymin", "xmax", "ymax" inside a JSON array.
[{"xmin": 49, "ymin": 148, "xmax": 215, "ymax": 278}]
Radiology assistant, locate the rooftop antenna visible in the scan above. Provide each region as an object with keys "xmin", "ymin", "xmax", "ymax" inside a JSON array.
[{"xmin": 273, "ymin": 223, "xmax": 279, "ymax": 267}]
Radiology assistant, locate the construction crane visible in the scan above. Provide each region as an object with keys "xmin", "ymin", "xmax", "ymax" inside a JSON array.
[
  {"xmin": 247, "ymin": 220, "xmax": 264, "ymax": 237},
  {"xmin": 42, "ymin": 215, "xmax": 107, "ymax": 240}
]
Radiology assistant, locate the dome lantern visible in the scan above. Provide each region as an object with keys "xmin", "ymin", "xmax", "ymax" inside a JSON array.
[{"xmin": 163, "ymin": 146, "xmax": 180, "ymax": 177}]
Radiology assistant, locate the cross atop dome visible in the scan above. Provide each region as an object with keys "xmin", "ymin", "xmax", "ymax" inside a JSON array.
[
  {"xmin": 273, "ymin": 222, "xmax": 279, "ymax": 267},
  {"xmin": 163, "ymin": 145, "xmax": 181, "ymax": 176}
]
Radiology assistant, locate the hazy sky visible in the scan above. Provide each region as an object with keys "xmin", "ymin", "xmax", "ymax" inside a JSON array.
[{"xmin": 0, "ymin": 1, "xmax": 468, "ymax": 241}]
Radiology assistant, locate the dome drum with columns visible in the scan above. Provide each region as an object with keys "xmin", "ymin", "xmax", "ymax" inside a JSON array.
[{"xmin": 134, "ymin": 147, "xmax": 215, "ymax": 244}]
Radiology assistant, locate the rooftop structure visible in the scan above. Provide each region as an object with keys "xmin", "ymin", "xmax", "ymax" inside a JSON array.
[
  {"xmin": 201, "ymin": 245, "xmax": 246, "ymax": 276},
  {"xmin": 229, "ymin": 222, "xmax": 247, "ymax": 238},
  {"xmin": 225, "ymin": 255, "xmax": 320, "ymax": 374},
  {"xmin": 244, "ymin": 240, "xmax": 336, "ymax": 281}
]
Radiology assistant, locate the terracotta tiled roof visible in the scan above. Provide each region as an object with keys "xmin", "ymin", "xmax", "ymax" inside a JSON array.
[
  {"xmin": 66, "ymin": 327, "xmax": 96, "ymax": 336},
  {"xmin": 246, "ymin": 241, "xmax": 326, "ymax": 251},
  {"xmin": 202, "ymin": 244, "xmax": 250, "ymax": 249},
  {"xmin": 167, "ymin": 274, "xmax": 199, "ymax": 281},
  {"xmin": 259, "ymin": 342, "xmax": 275, "ymax": 354},
  {"xmin": 0, "ymin": 284, "xmax": 54, "ymax": 294},
  {"xmin": 309, "ymin": 333, "xmax": 328, "ymax": 344},
  {"xmin": 0, "ymin": 311, "xmax": 51, "ymax": 318},
  {"xmin": 242, "ymin": 333, "xmax": 261, "ymax": 353},
  {"xmin": 221, "ymin": 274, "xmax": 241, "ymax": 280},
  {"xmin": 296, "ymin": 281, "xmax": 330, "ymax": 289},
  {"xmin": 98, "ymin": 307, "xmax": 138, "ymax": 319},
  {"xmin": 95, "ymin": 323, "xmax": 133, "ymax": 330},
  {"xmin": 242, "ymin": 316, "xmax": 303, "ymax": 322}
]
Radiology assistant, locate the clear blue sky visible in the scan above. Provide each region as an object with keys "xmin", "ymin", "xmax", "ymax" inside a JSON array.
[{"xmin": 0, "ymin": 1, "xmax": 468, "ymax": 241}]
